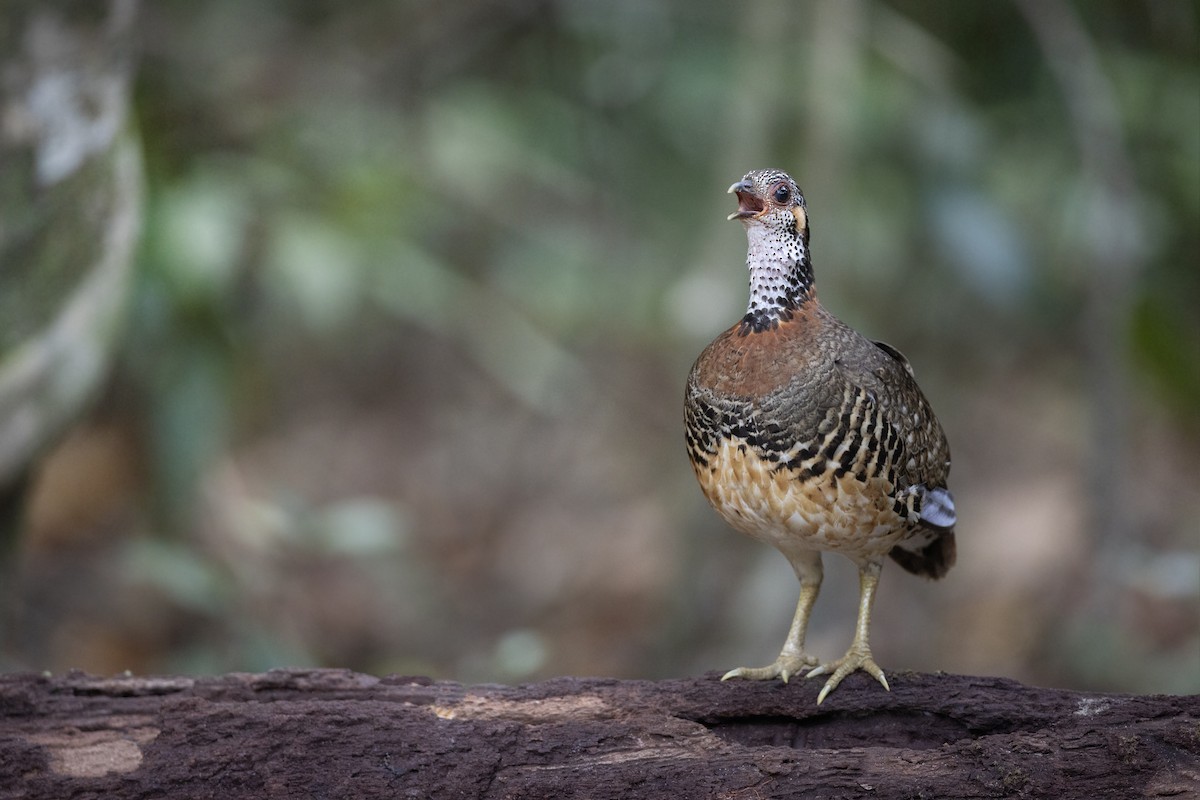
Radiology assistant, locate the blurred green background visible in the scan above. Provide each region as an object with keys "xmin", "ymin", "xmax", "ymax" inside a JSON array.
[{"xmin": 4, "ymin": 0, "xmax": 1198, "ymax": 694}]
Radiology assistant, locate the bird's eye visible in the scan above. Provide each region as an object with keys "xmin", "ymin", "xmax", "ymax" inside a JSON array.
[{"xmin": 772, "ymin": 184, "xmax": 791, "ymax": 203}]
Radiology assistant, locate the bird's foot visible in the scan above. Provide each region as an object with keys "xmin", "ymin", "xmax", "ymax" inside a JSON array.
[
  {"xmin": 721, "ymin": 652, "xmax": 820, "ymax": 684},
  {"xmin": 806, "ymin": 644, "xmax": 888, "ymax": 704}
]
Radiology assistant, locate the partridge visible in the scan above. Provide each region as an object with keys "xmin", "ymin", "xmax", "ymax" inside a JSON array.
[{"xmin": 684, "ymin": 168, "xmax": 956, "ymax": 703}]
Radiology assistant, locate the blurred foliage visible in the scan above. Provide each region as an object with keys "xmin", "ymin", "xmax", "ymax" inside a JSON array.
[{"xmin": 6, "ymin": 0, "xmax": 1198, "ymax": 693}]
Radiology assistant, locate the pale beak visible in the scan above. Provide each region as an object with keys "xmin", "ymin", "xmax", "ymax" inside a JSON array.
[{"xmin": 727, "ymin": 179, "xmax": 763, "ymax": 220}]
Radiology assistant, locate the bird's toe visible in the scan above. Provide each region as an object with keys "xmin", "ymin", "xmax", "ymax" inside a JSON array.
[
  {"xmin": 808, "ymin": 647, "xmax": 889, "ymax": 704},
  {"xmin": 721, "ymin": 653, "xmax": 820, "ymax": 683}
]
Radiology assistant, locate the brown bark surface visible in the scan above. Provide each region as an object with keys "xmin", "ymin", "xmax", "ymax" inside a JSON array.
[{"xmin": 0, "ymin": 669, "xmax": 1196, "ymax": 799}]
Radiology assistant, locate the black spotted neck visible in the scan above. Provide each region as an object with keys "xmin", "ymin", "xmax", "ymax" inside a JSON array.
[{"xmin": 739, "ymin": 221, "xmax": 814, "ymax": 335}]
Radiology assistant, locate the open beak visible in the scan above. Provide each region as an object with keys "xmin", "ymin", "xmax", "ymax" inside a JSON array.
[{"xmin": 727, "ymin": 179, "xmax": 764, "ymax": 220}]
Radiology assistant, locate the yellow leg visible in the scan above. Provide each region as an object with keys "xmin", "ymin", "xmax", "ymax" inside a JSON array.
[
  {"xmin": 807, "ymin": 561, "xmax": 889, "ymax": 704},
  {"xmin": 722, "ymin": 551, "xmax": 822, "ymax": 683}
]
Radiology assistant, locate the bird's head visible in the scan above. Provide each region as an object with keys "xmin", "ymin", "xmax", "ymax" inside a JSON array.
[{"xmin": 727, "ymin": 168, "xmax": 808, "ymax": 238}]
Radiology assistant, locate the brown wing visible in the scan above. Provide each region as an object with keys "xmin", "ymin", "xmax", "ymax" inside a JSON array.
[{"xmin": 832, "ymin": 327, "xmax": 957, "ymax": 578}]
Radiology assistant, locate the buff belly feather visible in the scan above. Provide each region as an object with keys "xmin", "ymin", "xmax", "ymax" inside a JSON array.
[{"xmin": 693, "ymin": 437, "xmax": 909, "ymax": 558}]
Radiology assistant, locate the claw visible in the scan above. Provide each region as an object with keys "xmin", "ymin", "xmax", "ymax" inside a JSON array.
[
  {"xmin": 720, "ymin": 653, "xmax": 820, "ymax": 684},
  {"xmin": 808, "ymin": 648, "xmax": 890, "ymax": 704}
]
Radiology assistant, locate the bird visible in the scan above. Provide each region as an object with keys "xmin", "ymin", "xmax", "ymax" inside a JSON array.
[{"xmin": 684, "ymin": 168, "xmax": 956, "ymax": 704}]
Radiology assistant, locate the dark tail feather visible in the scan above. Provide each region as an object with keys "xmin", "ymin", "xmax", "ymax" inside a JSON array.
[{"xmin": 889, "ymin": 530, "xmax": 956, "ymax": 579}]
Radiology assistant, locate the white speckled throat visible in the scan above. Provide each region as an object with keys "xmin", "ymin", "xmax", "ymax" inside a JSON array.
[{"xmin": 742, "ymin": 219, "xmax": 814, "ymax": 332}]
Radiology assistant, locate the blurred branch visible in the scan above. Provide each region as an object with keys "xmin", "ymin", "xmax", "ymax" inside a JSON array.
[
  {"xmin": 0, "ymin": 0, "xmax": 141, "ymax": 497},
  {"xmin": 695, "ymin": 0, "xmax": 796, "ymax": 250},
  {"xmin": 1013, "ymin": 0, "xmax": 1142, "ymax": 562},
  {"xmin": 803, "ymin": 0, "xmax": 866, "ymax": 209}
]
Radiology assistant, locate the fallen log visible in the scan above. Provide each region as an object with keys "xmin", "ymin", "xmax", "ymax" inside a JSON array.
[{"xmin": 0, "ymin": 669, "xmax": 1196, "ymax": 798}]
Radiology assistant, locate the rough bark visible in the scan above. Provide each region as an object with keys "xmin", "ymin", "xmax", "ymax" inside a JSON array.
[{"xmin": 0, "ymin": 669, "xmax": 1195, "ymax": 799}]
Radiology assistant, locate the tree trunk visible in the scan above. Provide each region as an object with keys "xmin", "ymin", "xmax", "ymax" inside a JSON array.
[
  {"xmin": 0, "ymin": 0, "xmax": 140, "ymax": 496},
  {"xmin": 1, "ymin": 669, "xmax": 1195, "ymax": 799}
]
